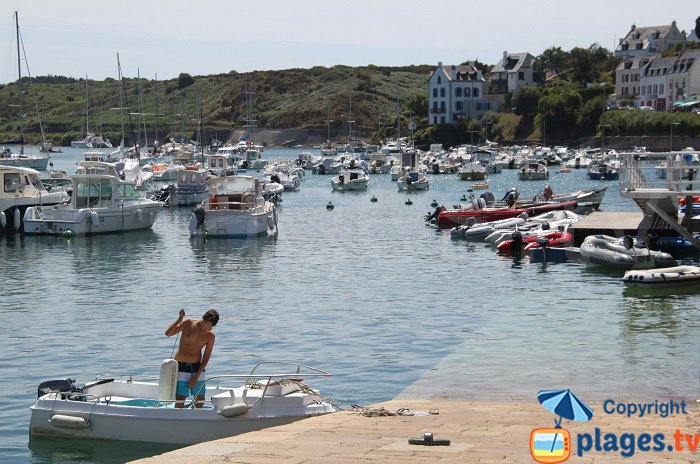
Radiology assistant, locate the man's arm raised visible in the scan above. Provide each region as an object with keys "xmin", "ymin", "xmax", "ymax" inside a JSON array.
[{"xmin": 165, "ymin": 309, "xmax": 186, "ymax": 336}]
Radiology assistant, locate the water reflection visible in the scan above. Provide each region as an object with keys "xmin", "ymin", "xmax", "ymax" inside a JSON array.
[
  {"xmin": 188, "ymin": 235, "xmax": 276, "ymax": 272},
  {"xmin": 28, "ymin": 436, "xmax": 181, "ymax": 464}
]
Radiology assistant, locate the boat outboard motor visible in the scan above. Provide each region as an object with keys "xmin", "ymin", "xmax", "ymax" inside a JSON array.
[
  {"xmin": 193, "ymin": 206, "xmax": 206, "ymax": 228},
  {"xmin": 37, "ymin": 378, "xmax": 84, "ymax": 400},
  {"xmin": 425, "ymin": 205, "xmax": 446, "ymax": 222},
  {"xmin": 432, "ymin": 162, "xmax": 440, "ymax": 174},
  {"xmin": 270, "ymin": 174, "xmax": 281, "ymax": 184},
  {"xmin": 480, "ymin": 192, "xmax": 495, "ymax": 205},
  {"xmin": 644, "ymin": 233, "xmax": 660, "ymax": 251}
]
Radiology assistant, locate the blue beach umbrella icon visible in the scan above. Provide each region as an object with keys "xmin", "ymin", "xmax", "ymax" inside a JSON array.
[{"xmin": 538, "ymin": 389, "xmax": 594, "ymax": 426}]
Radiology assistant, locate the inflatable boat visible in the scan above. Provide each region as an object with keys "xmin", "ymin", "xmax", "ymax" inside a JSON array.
[
  {"xmin": 623, "ymin": 265, "xmax": 700, "ymax": 288},
  {"xmin": 579, "ymin": 235, "xmax": 675, "ymax": 269}
]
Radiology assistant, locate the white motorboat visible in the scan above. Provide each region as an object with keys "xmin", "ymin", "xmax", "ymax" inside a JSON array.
[
  {"xmin": 154, "ymin": 168, "xmax": 210, "ymax": 207},
  {"xmin": 1, "ymin": 165, "xmax": 69, "ymax": 232},
  {"xmin": 458, "ymin": 160, "xmax": 486, "ymax": 181},
  {"xmin": 313, "ymin": 157, "xmax": 343, "ymax": 175},
  {"xmin": 623, "ymin": 265, "xmax": 700, "ymax": 288},
  {"xmin": 206, "ymin": 154, "xmax": 238, "ymax": 178},
  {"xmin": 261, "ymin": 181, "xmax": 284, "ymax": 203},
  {"xmin": 397, "ymin": 170, "xmax": 429, "ymax": 191},
  {"xmin": 29, "ymin": 361, "xmax": 334, "ymax": 445},
  {"xmin": 580, "ymin": 235, "xmax": 676, "ymax": 269},
  {"xmin": 368, "ymin": 153, "xmax": 390, "ymax": 174},
  {"xmin": 23, "ymin": 172, "xmax": 163, "ymax": 235},
  {"xmin": 189, "ymin": 175, "xmax": 277, "ymax": 238},
  {"xmin": 473, "ymin": 150, "xmax": 502, "ymax": 175},
  {"xmin": 122, "ymin": 159, "xmax": 154, "ymax": 191},
  {"xmin": 239, "ymin": 148, "xmax": 267, "ymax": 171},
  {"xmin": 331, "ymin": 169, "xmax": 369, "ymax": 191},
  {"xmin": 518, "ymin": 162, "xmax": 549, "ymax": 180},
  {"xmin": 150, "ymin": 163, "xmax": 186, "ymax": 182}
]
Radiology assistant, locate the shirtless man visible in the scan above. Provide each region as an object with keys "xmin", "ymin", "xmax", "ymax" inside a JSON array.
[{"xmin": 165, "ymin": 308, "xmax": 219, "ymax": 407}]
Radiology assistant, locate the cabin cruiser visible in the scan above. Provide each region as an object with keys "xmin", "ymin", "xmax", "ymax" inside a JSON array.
[
  {"xmin": 397, "ymin": 170, "xmax": 429, "ymax": 191},
  {"xmin": 518, "ymin": 162, "xmax": 549, "ymax": 180},
  {"xmin": 238, "ymin": 147, "xmax": 267, "ymax": 172},
  {"xmin": 458, "ymin": 159, "xmax": 486, "ymax": 181},
  {"xmin": 1, "ymin": 165, "xmax": 69, "ymax": 232},
  {"xmin": 153, "ymin": 168, "xmax": 210, "ymax": 207},
  {"xmin": 189, "ymin": 175, "xmax": 277, "ymax": 238},
  {"xmin": 331, "ymin": 169, "xmax": 369, "ymax": 191},
  {"xmin": 206, "ymin": 154, "xmax": 238, "ymax": 177},
  {"xmin": 23, "ymin": 172, "xmax": 163, "ymax": 235},
  {"xmin": 30, "ymin": 361, "xmax": 333, "ymax": 444}
]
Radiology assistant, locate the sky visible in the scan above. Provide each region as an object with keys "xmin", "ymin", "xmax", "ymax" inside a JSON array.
[{"xmin": 0, "ymin": 0, "xmax": 697, "ymax": 83}]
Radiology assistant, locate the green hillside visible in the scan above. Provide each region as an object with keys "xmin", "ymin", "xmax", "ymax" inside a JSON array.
[{"xmin": 0, "ymin": 65, "xmax": 433, "ymax": 146}]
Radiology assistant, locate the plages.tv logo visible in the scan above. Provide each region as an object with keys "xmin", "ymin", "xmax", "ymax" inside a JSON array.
[{"xmin": 530, "ymin": 389, "xmax": 594, "ymax": 463}]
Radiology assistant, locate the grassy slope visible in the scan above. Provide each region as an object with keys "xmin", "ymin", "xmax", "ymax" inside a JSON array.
[{"xmin": 0, "ymin": 65, "xmax": 433, "ymax": 145}]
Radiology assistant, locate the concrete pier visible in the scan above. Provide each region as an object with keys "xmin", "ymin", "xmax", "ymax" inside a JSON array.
[
  {"xmin": 131, "ymin": 399, "xmax": 699, "ymax": 464},
  {"xmin": 569, "ymin": 212, "xmax": 644, "ymax": 246}
]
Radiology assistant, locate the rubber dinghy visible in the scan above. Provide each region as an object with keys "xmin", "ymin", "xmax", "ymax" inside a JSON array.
[
  {"xmin": 579, "ymin": 235, "xmax": 675, "ymax": 269},
  {"xmin": 623, "ymin": 265, "xmax": 700, "ymax": 288}
]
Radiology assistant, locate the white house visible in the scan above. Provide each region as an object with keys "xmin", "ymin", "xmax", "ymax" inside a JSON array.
[
  {"xmin": 666, "ymin": 51, "xmax": 700, "ymax": 108},
  {"xmin": 487, "ymin": 51, "xmax": 537, "ymax": 95},
  {"xmin": 615, "ymin": 56, "xmax": 655, "ymax": 107},
  {"xmin": 428, "ymin": 62, "xmax": 492, "ymax": 125},
  {"xmin": 615, "ymin": 21, "xmax": 685, "ymax": 58},
  {"xmin": 638, "ymin": 56, "xmax": 675, "ymax": 110}
]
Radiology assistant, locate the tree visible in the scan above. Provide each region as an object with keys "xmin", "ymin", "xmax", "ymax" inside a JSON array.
[
  {"xmin": 177, "ymin": 73, "xmax": 194, "ymax": 90},
  {"xmin": 536, "ymin": 47, "xmax": 570, "ymax": 76},
  {"xmin": 512, "ymin": 87, "xmax": 541, "ymax": 116}
]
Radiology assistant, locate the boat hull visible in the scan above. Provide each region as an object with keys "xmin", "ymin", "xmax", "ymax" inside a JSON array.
[
  {"xmin": 436, "ymin": 201, "xmax": 578, "ymax": 228},
  {"xmin": 189, "ymin": 206, "xmax": 276, "ymax": 238},
  {"xmin": 623, "ymin": 266, "xmax": 700, "ymax": 288},
  {"xmin": 0, "ymin": 156, "xmax": 49, "ymax": 170},
  {"xmin": 29, "ymin": 403, "xmax": 305, "ymax": 444},
  {"xmin": 23, "ymin": 202, "xmax": 162, "ymax": 235}
]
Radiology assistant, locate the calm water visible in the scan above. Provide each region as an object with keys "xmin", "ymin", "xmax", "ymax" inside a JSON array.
[{"xmin": 1, "ymin": 148, "xmax": 698, "ymax": 463}]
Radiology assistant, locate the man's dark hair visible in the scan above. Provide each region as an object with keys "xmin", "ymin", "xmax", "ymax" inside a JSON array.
[{"xmin": 203, "ymin": 309, "xmax": 219, "ymax": 327}]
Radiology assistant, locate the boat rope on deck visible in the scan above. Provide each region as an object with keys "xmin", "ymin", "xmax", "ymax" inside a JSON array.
[{"xmin": 349, "ymin": 405, "xmax": 439, "ymax": 417}]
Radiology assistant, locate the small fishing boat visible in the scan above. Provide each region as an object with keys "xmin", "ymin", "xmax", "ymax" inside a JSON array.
[
  {"xmin": 579, "ymin": 235, "xmax": 675, "ymax": 269},
  {"xmin": 517, "ymin": 162, "xmax": 549, "ymax": 181},
  {"xmin": 29, "ymin": 361, "xmax": 334, "ymax": 444},
  {"xmin": 331, "ymin": 169, "xmax": 369, "ymax": 191},
  {"xmin": 622, "ymin": 265, "xmax": 700, "ymax": 288},
  {"xmin": 189, "ymin": 175, "xmax": 277, "ymax": 238},
  {"xmin": 586, "ymin": 162, "xmax": 619, "ymax": 181},
  {"xmin": 397, "ymin": 170, "xmax": 429, "ymax": 191}
]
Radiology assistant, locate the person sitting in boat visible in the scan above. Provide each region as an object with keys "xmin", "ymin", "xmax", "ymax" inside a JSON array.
[
  {"xmin": 165, "ymin": 308, "xmax": 219, "ymax": 408},
  {"xmin": 501, "ymin": 188, "xmax": 519, "ymax": 208},
  {"xmin": 543, "ymin": 185, "xmax": 554, "ymax": 201}
]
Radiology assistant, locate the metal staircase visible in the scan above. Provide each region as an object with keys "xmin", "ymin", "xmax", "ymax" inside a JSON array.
[{"xmin": 619, "ymin": 151, "xmax": 700, "ymax": 251}]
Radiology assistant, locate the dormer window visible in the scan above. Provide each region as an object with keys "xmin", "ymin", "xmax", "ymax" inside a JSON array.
[{"xmin": 437, "ymin": 76, "xmax": 442, "ymax": 84}]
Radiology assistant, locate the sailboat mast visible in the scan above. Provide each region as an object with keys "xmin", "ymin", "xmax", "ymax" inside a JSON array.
[
  {"xmin": 395, "ymin": 76, "xmax": 401, "ymax": 145},
  {"xmin": 15, "ymin": 11, "xmax": 24, "ymax": 154},
  {"xmin": 117, "ymin": 53, "xmax": 125, "ymax": 147},
  {"xmin": 84, "ymin": 74, "xmax": 89, "ymax": 136},
  {"xmin": 154, "ymin": 73, "xmax": 159, "ymax": 145}
]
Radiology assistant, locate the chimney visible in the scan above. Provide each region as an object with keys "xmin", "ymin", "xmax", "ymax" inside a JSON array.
[
  {"xmin": 438, "ymin": 61, "xmax": 443, "ymax": 67},
  {"xmin": 503, "ymin": 51, "xmax": 508, "ymax": 63},
  {"xmin": 631, "ymin": 24, "xmax": 636, "ymax": 31}
]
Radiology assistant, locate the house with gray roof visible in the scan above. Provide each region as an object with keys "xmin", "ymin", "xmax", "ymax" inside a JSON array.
[
  {"xmin": 615, "ymin": 21, "xmax": 685, "ymax": 58},
  {"xmin": 428, "ymin": 61, "xmax": 493, "ymax": 125},
  {"xmin": 487, "ymin": 51, "xmax": 538, "ymax": 96}
]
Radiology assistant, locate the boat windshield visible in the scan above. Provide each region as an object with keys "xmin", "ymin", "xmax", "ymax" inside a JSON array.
[
  {"xmin": 74, "ymin": 178, "xmax": 113, "ymax": 208},
  {"xmin": 117, "ymin": 183, "xmax": 140, "ymax": 199},
  {"xmin": 27, "ymin": 174, "xmax": 47, "ymax": 191},
  {"xmin": 3, "ymin": 172, "xmax": 20, "ymax": 192}
]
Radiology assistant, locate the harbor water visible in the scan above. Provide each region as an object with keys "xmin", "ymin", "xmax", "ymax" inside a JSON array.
[{"xmin": 1, "ymin": 147, "xmax": 698, "ymax": 463}]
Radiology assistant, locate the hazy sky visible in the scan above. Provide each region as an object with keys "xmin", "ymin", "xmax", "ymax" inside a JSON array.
[{"xmin": 0, "ymin": 1, "xmax": 697, "ymax": 83}]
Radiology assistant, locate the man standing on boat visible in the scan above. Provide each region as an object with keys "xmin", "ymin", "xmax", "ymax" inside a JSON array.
[{"xmin": 165, "ymin": 308, "xmax": 219, "ymax": 407}]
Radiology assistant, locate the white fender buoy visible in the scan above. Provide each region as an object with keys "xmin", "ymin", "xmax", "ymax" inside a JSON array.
[
  {"xmin": 267, "ymin": 215, "xmax": 275, "ymax": 230},
  {"xmin": 220, "ymin": 403, "xmax": 251, "ymax": 418},
  {"xmin": 90, "ymin": 211, "xmax": 99, "ymax": 227},
  {"xmin": 50, "ymin": 414, "xmax": 89, "ymax": 429},
  {"xmin": 0, "ymin": 211, "xmax": 6, "ymax": 228},
  {"xmin": 13, "ymin": 207, "xmax": 21, "ymax": 231},
  {"xmin": 158, "ymin": 359, "xmax": 178, "ymax": 402},
  {"xmin": 136, "ymin": 208, "xmax": 143, "ymax": 222}
]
